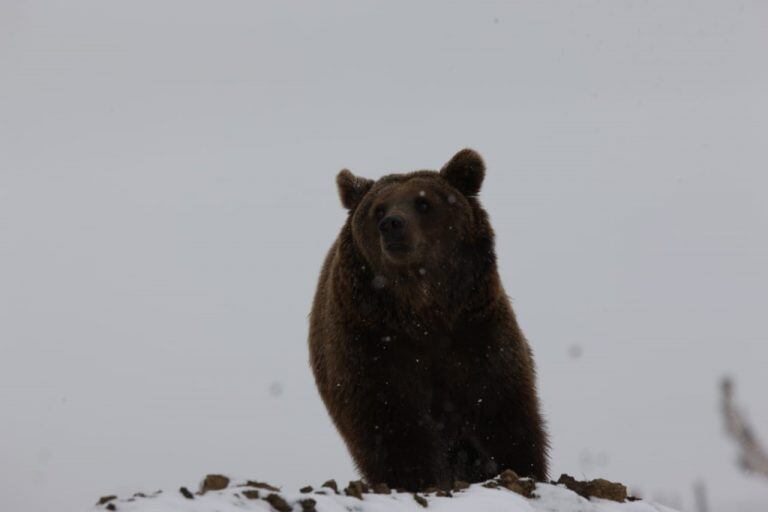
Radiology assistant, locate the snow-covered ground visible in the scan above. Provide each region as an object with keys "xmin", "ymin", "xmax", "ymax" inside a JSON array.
[{"xmin": 89, "ymin": 475, "xmax": 679, "ymax": 512}]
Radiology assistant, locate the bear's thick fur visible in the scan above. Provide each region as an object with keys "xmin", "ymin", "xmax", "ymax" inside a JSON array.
[{"xmin": 309, "ymin": 149, "xmax": 548, "ymax": 491}]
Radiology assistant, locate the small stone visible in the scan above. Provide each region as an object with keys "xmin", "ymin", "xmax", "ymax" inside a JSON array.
[
  {"xmin": 242, "ymin": 490, "xmax": 260, "ymax": 500},
  {"xmin": 322, "ymin": 479, "xmax": 339, "ymax": 493},
  {"xmin": 179, "ymin": 487, "xmax": 194, "ymax": 500},
  {"xmin": 299, "ymin": 498, "xmax": 317, "ymax": 512},
  {"xmin": 265, "ymin": 493, "xmax": 292, "ymax": 512},
  {"xmin": 200, "ymin": 474, "xmax": 230, "ymax": 493},
  {"xmin": 299, "ymin": 485, "xmax": 313, "ymax": 493},
  {"xmin": 498, "ymin": 469, "xmax": 519, "ymax": 484},
  {"xmin": 413, "ymin": 493, "xmax": 428, "ymax": 507},
  {"xmin": 105, "ymin": 505, "xmax": 116, "ymax": 511},
  {"xmin": 452, "ymin": 480, "xmax": 470, "ymax": 492},
  {"xmin": 97, "ymin": 496, "xmax": 117, "ymax": 505},
  {"xmin": 344, "ymin": 480, "xmax": 365, "ymax": 500},
  {"xmin": 557, "ymin": 474, "xmax": 583, "ymax": 494}
]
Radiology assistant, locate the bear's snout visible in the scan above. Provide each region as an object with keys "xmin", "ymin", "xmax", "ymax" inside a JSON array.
[
  {"xmin": 378, "ymin": 215, "xmax": 406, "ymax": 237},
  {"xmin": 379, "ymin": 215, "xmax": 411, "ymax": 256}
]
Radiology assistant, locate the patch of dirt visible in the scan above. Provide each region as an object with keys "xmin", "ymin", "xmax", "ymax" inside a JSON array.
[
  {"xmin": 245, "ymin": 480, "xmax": 280, "ymax": 492},
  {"xmin": 495, "ymin": 470, "xmax": 536, "ymax": 498},
  {"xmin": 557, "ymin": 474, "xmax": 627, "ymax": 502}
]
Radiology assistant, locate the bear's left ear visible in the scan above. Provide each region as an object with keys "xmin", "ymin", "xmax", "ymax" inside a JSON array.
[
  {"xmin": 440, "ymin": 148, "xmax": 485, "ymax": 197},
  {"xmin": 337, "ymin": 169, "xmax": 374, "ymax": 210}
]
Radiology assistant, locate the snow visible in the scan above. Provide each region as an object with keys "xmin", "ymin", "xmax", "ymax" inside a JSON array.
[{"xmin": 89, "ymin": 477, "xmax": 679, "ymax": 512}]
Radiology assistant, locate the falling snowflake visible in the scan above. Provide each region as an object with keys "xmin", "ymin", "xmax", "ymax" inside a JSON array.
[{"xmin": 268, "ymin": 381, "xmax": 284, "ymax": 397}]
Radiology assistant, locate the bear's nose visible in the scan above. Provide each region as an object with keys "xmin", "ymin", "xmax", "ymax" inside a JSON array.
[{"xmin": 378, "ymin": 215, "xmax": 406, "ymax": 234}]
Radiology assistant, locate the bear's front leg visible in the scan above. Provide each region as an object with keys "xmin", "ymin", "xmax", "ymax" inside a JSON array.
[
  {"xmin": 324, "ymin": 342, "xmax": 451, "ymax": 491},
  {"xmin": 352, "ymin": 406, "xmax": 451, "ymax": 491}
]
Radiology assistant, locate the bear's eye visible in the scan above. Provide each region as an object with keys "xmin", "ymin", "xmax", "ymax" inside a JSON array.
[
  {"xmin": 415, "ymin": 198, "xmax": 430, "ymax": 213},
  {"xmin": 374, "ymin": 206, "xmax": 386, "ymax": 220}
]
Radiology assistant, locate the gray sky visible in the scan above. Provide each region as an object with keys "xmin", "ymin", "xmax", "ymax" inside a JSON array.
[{"xmin": 1, "ymin": 2, "xmax": 767, "ymax": 511}]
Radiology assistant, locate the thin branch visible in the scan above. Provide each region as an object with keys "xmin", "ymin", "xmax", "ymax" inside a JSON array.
[
  {"xmin": 692, "ymin": 480, "xmax": 708, "ymax": 512},
  {"xmin": 720, "ymin": 377, "xmax": 768, "ymax": 478}
]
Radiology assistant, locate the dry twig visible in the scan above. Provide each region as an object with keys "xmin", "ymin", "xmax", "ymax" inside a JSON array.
[{"xmin": 721, "ymin": 377, "xmax": 768, "ymax": 478}]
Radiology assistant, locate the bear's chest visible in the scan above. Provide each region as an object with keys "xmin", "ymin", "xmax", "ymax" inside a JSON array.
[{"xmin": 359, "ymin": 329, "xmax": 495, "ymax": 413}]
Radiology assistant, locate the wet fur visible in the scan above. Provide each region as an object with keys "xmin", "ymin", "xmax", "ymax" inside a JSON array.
[{"xmin": 309, "ymin": 151, "xmax": 549, "ymax": 490}]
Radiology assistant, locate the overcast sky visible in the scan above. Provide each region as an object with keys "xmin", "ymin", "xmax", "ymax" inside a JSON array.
[{"xmin": 1, "ymin": 2, "xmax": 767, "ymax": 511}]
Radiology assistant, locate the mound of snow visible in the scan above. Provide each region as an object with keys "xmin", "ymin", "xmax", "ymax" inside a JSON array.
[{"xmin": 89, "ymin": 473, "xmax": 679, "ymax": 512}]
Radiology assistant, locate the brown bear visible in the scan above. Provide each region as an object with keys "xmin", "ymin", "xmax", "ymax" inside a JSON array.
[{"xmin": 308, "ymin": 149, "xmax": 548, "ymax": 491}]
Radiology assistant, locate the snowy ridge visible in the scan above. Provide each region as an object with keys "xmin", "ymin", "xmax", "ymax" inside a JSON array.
[{"xmin": 90, "ymin": 473, "xmax": 679, "ymax": 512}]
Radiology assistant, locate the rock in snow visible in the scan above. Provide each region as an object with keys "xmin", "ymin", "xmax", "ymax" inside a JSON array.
[{"xmin": 89, "ymin": 473, "xmax": 679, "ymax": 512}]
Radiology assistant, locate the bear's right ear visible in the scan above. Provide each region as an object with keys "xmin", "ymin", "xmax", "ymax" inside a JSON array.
[{"xmin": 336, "ymin": 169, "xmax": 374, "ymax": 210}]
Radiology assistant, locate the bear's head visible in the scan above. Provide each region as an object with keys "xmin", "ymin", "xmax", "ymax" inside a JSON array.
[{"xmin": 336, "ymin": 149, "xmax": 490, "ymax": 278}]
